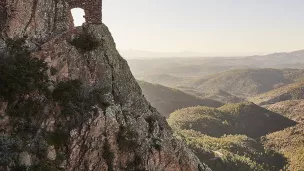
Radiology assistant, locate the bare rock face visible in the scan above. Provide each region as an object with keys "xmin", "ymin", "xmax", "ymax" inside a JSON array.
[
  {"xmin": 0, "ymin": 0, "xmax": 210, "ymax": 171},
  {"xmin": 2, "ymin": 0, "xmax": 68, "ymax": 44}
]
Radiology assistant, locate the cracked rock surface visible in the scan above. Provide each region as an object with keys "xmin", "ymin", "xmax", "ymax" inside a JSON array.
[{"xmin": 0, "ymin": 0, "xmax": 211, "ymax": 170}]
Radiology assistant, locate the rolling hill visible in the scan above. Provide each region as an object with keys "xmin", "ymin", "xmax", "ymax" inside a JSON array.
[
  {"xmin": 180, "ymin": 87, "xmax": 245, "ymax": 104},
  {"xmin": 168, "ymin": 102, "xmax": 296, "ymax": 138},
  {"xmin": 249, "ymin": 81, "xmax": 304, "ymax": 105},
  {"xmin": 262, "ymin": 124, "xmax": 304, "ymax": 171},
  {"xmin": 127, "ymin": 49, "xmax": 304, "ymax": 81},
  {"xmin": 136, "ymin": 74, "xmax": 190, "ymax": 88},
  {"xmin": 192, "ymin": 68, "xmax": 304, "ymax": 99},
  {"xmin": 264, "ymin": 100, "xmax": 304, "ymax": 123},
  {"xmin": 177, "ymin": 130, "xmax": 286, "ymax": 171},
  {"xmin": 138, "ymin": 81, "xmax": 223, "ymax": 117}
]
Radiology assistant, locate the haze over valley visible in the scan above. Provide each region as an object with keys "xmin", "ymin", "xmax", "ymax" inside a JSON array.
[
  {"xmin": 0, "ymin": 0, "xmax": 303, "ymax": 170},
  {"xmin": 128, "ymin": 49, "xmax": 304, "ymax": 170}
]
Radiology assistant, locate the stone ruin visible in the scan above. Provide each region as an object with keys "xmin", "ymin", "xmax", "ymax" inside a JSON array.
[
  {"xmin": 68, "ymin": 0, "xmax": 102, "ymax": 25},
  {"xmin": 0, "ymin": 0, "xmax": 102, "ymax": 32}
]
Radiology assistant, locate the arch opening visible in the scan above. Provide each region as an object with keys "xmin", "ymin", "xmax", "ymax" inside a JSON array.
[{"xmin": 71, "ymin": 8, "xmax": 86, "ymax": 27}]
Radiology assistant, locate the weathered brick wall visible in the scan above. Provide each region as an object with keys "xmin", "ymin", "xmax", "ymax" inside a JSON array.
[
  {"xmin": 0, "ymin": 0, "xmax": 7, "ymax": 32},
  {"xmin": 69, "ymin": 0, "xmax": 102, "ymax": 24}
]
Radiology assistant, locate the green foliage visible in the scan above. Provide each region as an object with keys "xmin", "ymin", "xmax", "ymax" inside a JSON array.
[
  {"xmin": 0, "ymin": 38, "xmax": 51, "ymax": 141},
  {"xmin": 145, "ymin": 114, "xmax": 158, "ymax": 134},
  {"xmin": 29, "ymin": 161, "xmax": 63, "ymax": 171},
  {"xmin": 138, "ymin": 80, "xmax": 223, "ymax": 117},
  {"xmin": 291, "ymin": 87, "xmax": 304, "ymax": 100},
  {"xmin": 126, "ymin": 155, "xmax": 145, "ymax": 171},
  {"xmin": 103, "ymin": 138, "xmax": 114, "ymax": 171},
  {"xmin": 0, "ymin": 38, "xmax": 109, "ymax": 170},
  {"xmin": 168, "ymin": 102, "xmax": 296, "ymax": 138},
  {"xmin": 0, "ymin": 38, "xmax": 49, "ymax": 101},
  {"xmin": 176, "ymin": 130, "xmax": 287, "ymax": 171},
  {"xmin": 262, "ymin": 124, "xmax": 304, "ymax": 171},
  {"xmin": 168, "ymin": 106, "xmax": 234, "ymax": 137},
  {"xmin": 52, "ymin": 80, "xmax": 83, "ymax": 106},
  {"xmin": 52, "ymin": 80, "xmax": 109, "ymax": 117},
  {"xmin": 249, "ymin": 81, "xmax": 304, "ymax": 105},
  {"xmin": 168, "ymin": 102, "xmax": 294, "ymax": 170},
  {"xmin": 265, "ymin": 100, "xmax": 304, "ymax": 122},
  {"xmin": 117, "ymin": 125, "xmax": 139, "ymax": 150},
  {"xmin": 50, "ymin": 67, "xmax": 58, "ymax": 76},
  {"xmin": 152, "ymin": 138, "xmax": 162, "ymax": 151},
  {"xmin": 70, "ymin": 31, "xmax": 100, "ymax": 52},
  {"xmin": 52, "ymin": 79, "xmax": 92, "ymax": 121},
  {"xmin": 46, "ymin": 130, "xmax": 69, "ymax": 149},
  {"xmin": 0, "ymin": 136, "xmax": 22, "ymax": 167},
  {"xmin": 11, "ymin": 161, "xmax": 64, "ymax": 171},
  {"xmin": 192, "ymin": 68, "xmax": 295, "ymax": 99}
]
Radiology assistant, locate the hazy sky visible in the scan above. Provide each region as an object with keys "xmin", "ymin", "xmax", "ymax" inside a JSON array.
[{"xmin": 102, "ymin": 0, "xmax": 304, "ymax": 56}]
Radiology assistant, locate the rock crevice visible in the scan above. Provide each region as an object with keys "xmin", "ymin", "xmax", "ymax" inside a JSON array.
[{"xmin": 0, "ymin": 1, "xmax": 210, "ymax": 170}]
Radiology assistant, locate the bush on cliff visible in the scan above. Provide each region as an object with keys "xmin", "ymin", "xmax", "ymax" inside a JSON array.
[
  {"xmin": 0, "ymin": 38, "xmax": 49, "ymax": 102},
  {"xmin": 70, "ymin": 31, "xmax": 100, "ymax": 52}
]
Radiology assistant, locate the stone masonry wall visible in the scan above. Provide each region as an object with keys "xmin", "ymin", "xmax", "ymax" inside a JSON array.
[{"xmin": 69, "ymin": 0, "xmax": 102, "ymax": 24}]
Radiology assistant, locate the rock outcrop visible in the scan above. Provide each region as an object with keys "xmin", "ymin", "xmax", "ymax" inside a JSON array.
[{"xmin": 0, "ymin": 0, "xmax": 210, "ymax": 170}]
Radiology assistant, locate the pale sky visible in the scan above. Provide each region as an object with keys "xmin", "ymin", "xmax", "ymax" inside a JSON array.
[{"xmin": 102, "ymin": 0, "xmax": 304, "ymax": 56}]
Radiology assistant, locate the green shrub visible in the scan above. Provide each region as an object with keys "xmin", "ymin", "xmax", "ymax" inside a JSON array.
[
  {"xmin": 117, "ymin": 125, "xmax": 139, "ymax": 150},
  {"xmin": 6, "ymin": 96, "xmax": 47, "ymax": 136},
  {"xmin": 262, "ymin": 124, "xmax": 304, "ymax": 171},
  {"xmin": 126, "ymin": 155, "xmax": 144, "ymax": 171},
  {"xmin": 145, "ymin": 115, "xmax": 158, "ymax": 134},
  {"xmin": 52, "ymin": 79, "xmax": 88, "ymax": 120},
  {"xmin": 152, "ymin": 138, "xmax": 162, "ymax": 151},
  {"xmin": 70, "ymin": 31, "xmax": 100, "ymax": 52},
  {"xmin": 177, "ymin": 130, "xmax": 287, "ymax": 171},
  {"xmin": 50, "ymin": 67, "xmax": 58, "ymax": 76},
  {"xmin": 46, "ymin": 130, "xmax": 69, "ymax": 149},
  {"xmin": 52, "ymin": 80, "xmax": 82, "ymax": 105},
  {"xmin": 168, "ymin": 102, "xmax": 295, "ymax": 138},
  {"xmin": 103, "ymin": 138, "xmax": 114, "ymax": 171},
  {"xmin": 0, "ymin": 136, "xmax": 22, "ymax": 166},
  {"xmin": 0, "ymin": 38, "xmax": 49, "ymax": 101}
]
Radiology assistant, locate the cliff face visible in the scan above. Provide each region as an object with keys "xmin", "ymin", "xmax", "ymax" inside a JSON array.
[{"xmin": 0, "ymin": 0, "xmax": 210, "ymax": 170}]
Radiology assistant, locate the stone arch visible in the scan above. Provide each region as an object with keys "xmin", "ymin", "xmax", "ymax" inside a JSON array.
[{"xmin": 68, "ymin": 0, "xmax": 102, "ymax": 27}]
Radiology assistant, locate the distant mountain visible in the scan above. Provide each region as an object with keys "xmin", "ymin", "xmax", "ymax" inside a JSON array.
[
  {"xmin": 138, "ymin": 81, "xmax": 223, "ymax": 117},
  {"xmin": 180, "ymin": 87, "xmax": 245, "ymax": 104},
  {"xmin": 192, "ymin": 68, "xmax": 304, "ymax": 99},
  {"xmin": 249, "ymin": 49, "xmax": 304, "ymax": 68},
  {"xmin": 136, "ymin": 74, "xmax": 190, "ymax": 88},
  {"xmin": 203, "ymin": 89, "xmax": 245, "ymax": 103},
  {"xmin": 120, "ymin": 49, "xmax": 207, "ymax": 58},
  {"xmin": 127, "ymin": 49, "xmax": 304, "ymax": 87},
  {"xmin": 250, "ymin": 81, "xmax": 304, "ymax": 105},
  {"xmin": 264, "ymin": 100, "xmax": 304, "ymax": 123},
  {"xmin": 262, "ymin": 123, "xmax": 304, "ymax": 171},
  {"xmin": 168, "ymin": 102, "xmax": 296, "ymax": 138}
]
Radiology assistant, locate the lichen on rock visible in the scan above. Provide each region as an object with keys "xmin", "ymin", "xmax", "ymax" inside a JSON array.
[{"xmin": 0, "ymin": 1, "xmax": 211, "ymax": 170}]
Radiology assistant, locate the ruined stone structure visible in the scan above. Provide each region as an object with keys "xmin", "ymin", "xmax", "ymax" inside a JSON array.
[
  {"xmin": 0, "ymin": 0, "xmax": 211, "ymax": 170},
  {"xmin": 1, "ymin": 0, "xmax": 102, "ymax": 41},
  {"xmin": 69, "ymin": 0, "xmax": 102, "ymax": 24}
]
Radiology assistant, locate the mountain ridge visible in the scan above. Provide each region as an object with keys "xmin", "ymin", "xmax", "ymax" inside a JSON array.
[{"xmin": 138, "ymin": 80, "xmax": 223, "ymax": 117}]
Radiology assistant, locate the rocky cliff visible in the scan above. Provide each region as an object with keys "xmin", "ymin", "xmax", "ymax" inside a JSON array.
[{"xmin": 0, "ymin": 0, "xmax": 210, "ymax": 170}]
